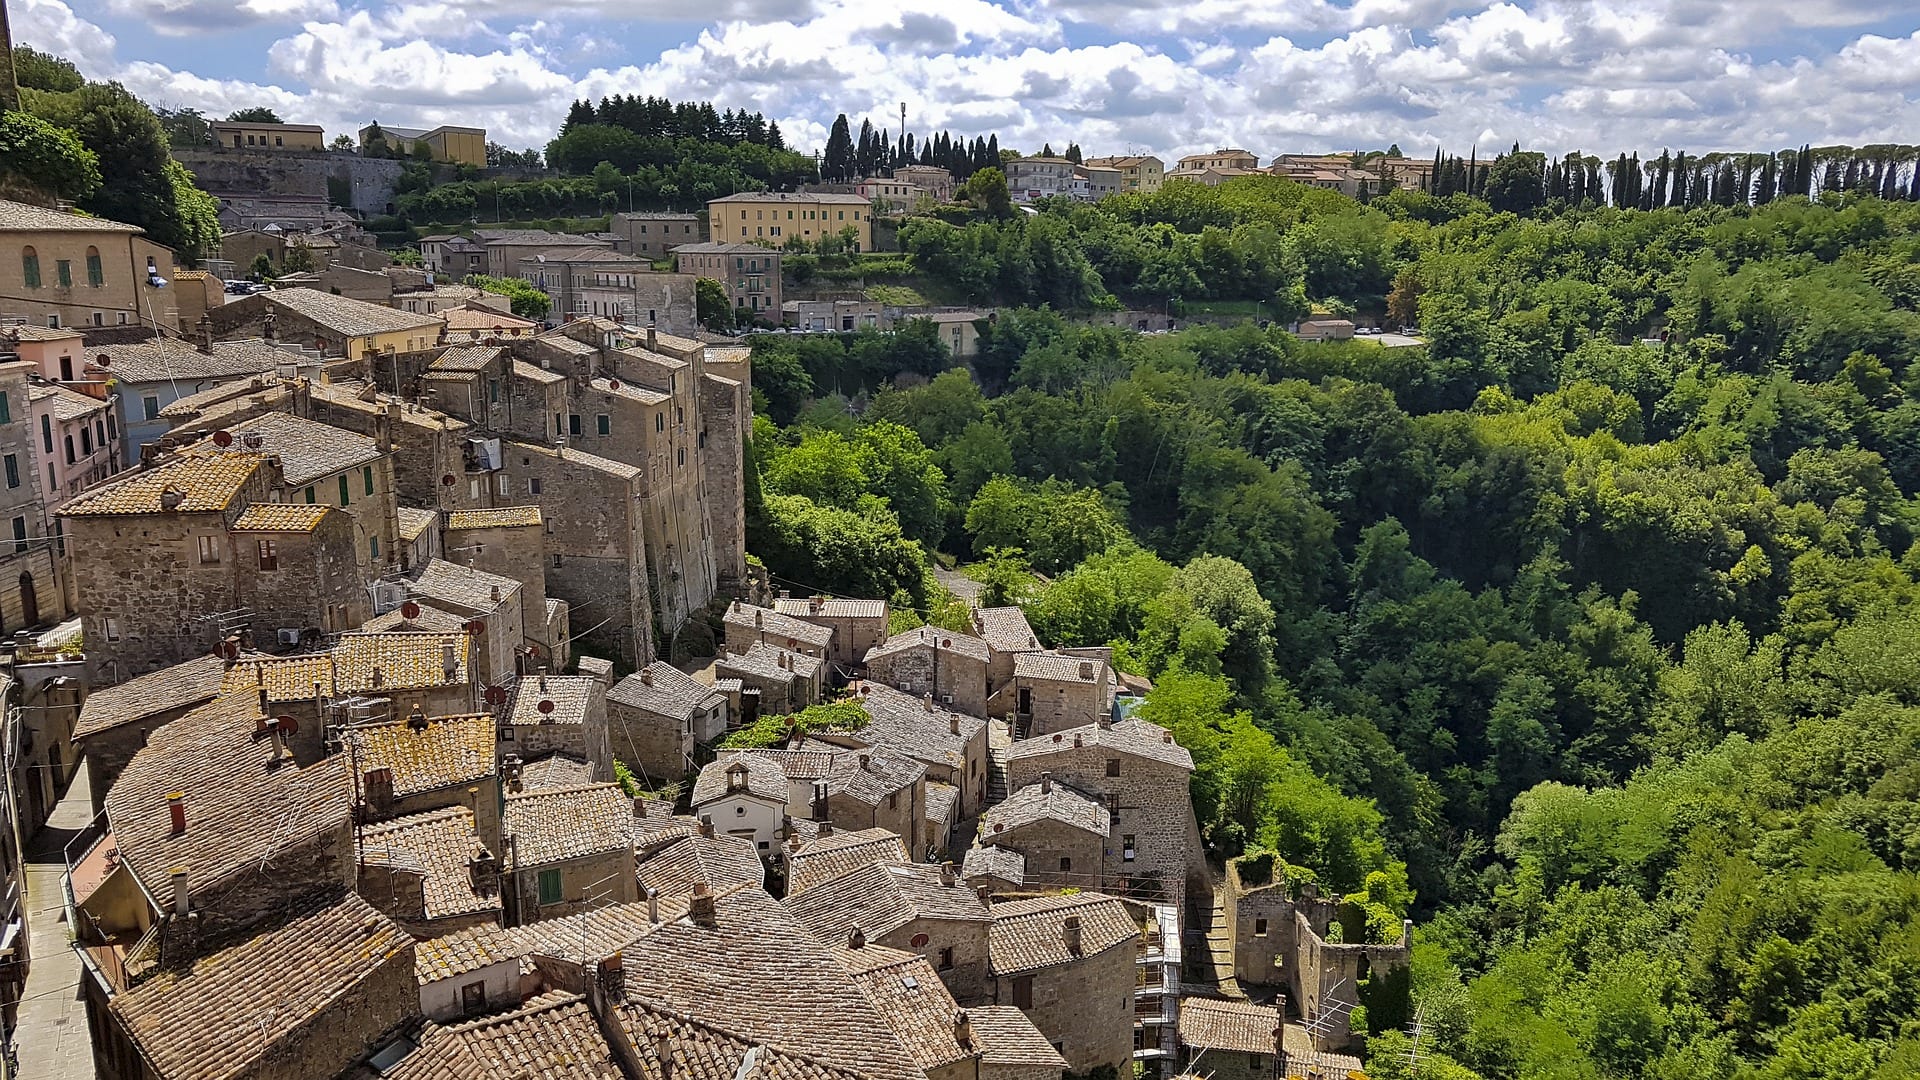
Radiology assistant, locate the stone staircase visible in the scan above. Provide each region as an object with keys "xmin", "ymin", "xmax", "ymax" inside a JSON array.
[
  {"xmin": 986, "ymin": 718, "xmax": 1012, "ymax": 804},
  {"xmin": 1183, "ymin": 884, "xmax": 1246, "ymax": 1000}
]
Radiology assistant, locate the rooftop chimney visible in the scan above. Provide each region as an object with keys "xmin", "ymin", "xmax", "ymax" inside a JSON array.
[
  {"xmin": 159, "ymin": 486, "xmax": 184, "ymax": 511},
  {"xmin": 848, "ymin": 926, "xmax": 866, "ymax": 949},
  {"xmin": 442, "ymin": 642, "xmax": 458, "ymax": 679},
  {"xmin": 263, "ymin": 308, "xmax": 277, "ymax": 345},
  {"xmin": 257, "ymin": 686, "xmax": 269, "ymax": 716},
  {"xmin": 939, "ymin": 861, "xmax": 955, "ymax": 886},
  {"xmin": 953, "ymin": 1010, "xmax": 973, "ymax": 1049},
  {"xmin": 858, "ymin": 753, "xmax": 871, "ymax": 772},
  {"xmin": 503, "ymin": 753, "xmax": 524, "ymax": 793},
  {"xmin": 598, "ymin": 950, "xmax": 625, "ymax": 998},
  {"xmin": 646, "ymin": 887, "xmax": 659, "ymax": 923},
  {"xmin": 1040, "ymin": 771, "xmax": 1051, "ymax": 794},
  {"xmin": 634, "ymin": 796, "xmax": 649, "ymax": 818},
  {"xmin": 408, "ymin": 703, "xmax": 428, "ymax": 730},
  {"xmin": 363, "ymin": 767, "xmax": 395, "ymax": 814},
  {"xmin": 1063, "ymin": 915, "xmax": 1082, "ymax": 956},
  {"xmin": 196, "ymin": 313, "xmax": 214, "ymax": 355},
  {"xmin": 923, "ymin": 693, "xmax": 933, "ymax": 712},
  {"xmin": 689, "ymin": 881, "xmax": 717, "ymax": 927},
  {"xmin": 169, "ymin": 867, "xmax": 190, "ymax": 915},
  {"xmin": 491, "ymin": 584, "xmax": 501, "ymax": 602},
  {"xmin": 167, "ymin": 792, "xmax": 186, "ymax": 835},
  {"xmin": 647, "ymin": 326, "xmax": 657, "ymax": 351},
  {"xmin": 950, "ymin": 715, "xmax": 960, "ymax": 736},
  {"xmin": 697, "ymin": 819, "xmax": 714, "ymax": 838},
  {"xmin": 977, "ymin": 885, "xmax": 991, "ymax": 902},
  {"xmin": 641, "ymin": 667, "xmax": 653, "ymax": 687},
  {"xmin": 1078, "ymin": 661, "xmax": 1094, "ymax": 680},
  {"xmin": 371, "ymin": 665, "xmax": 385, "ymax": 688}
]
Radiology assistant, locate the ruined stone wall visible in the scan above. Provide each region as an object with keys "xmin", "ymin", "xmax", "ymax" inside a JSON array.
[
  {"xmin": 1224, "ymin": 857, "xmax": 1295, "ymax": 990},
  {"xmin": 699, "ymin": 373, "xmax": 748, "ymax": 591},
  {"xmin": 174, "ymin": 149, "xmax": 407, "ymax": 217}
]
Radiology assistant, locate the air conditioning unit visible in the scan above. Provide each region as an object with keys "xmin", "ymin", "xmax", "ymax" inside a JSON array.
[
  {"xmin": 277, "ymin": 628, "xmax": 302, "ymax": 646},
  {"xmin": 372, "ymin": 582, "xmax": 407, "ymax": 614},
  {"xmin": 941, "ymin": 694, "xmax": 954, "ymax": 705}
]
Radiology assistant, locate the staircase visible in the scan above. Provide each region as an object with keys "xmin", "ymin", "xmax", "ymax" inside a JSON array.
[
  {"xmin": 1183, "ymin": 885, "xmax": 1246, "ymax": 1000},
  {"xmin": 985, "ymin": 718, "xmax": 1012, "ymax": 804}
]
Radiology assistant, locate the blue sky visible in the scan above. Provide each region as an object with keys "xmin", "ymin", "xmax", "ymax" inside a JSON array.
[{"xmin": 14, "ymin": 0, "xmax": 1920, "ymax": 161}]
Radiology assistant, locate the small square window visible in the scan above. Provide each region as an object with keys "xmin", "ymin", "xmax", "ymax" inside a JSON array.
[
  {"xmin": 1105, "ymin": 758, "xmax": 1121, "ymax": 777},
  {"xmin": 1254, "ymin": 918, "xmax": 1268, "ymax": 937},
  {"xmin": 551, "ymin": 554, "xmax": 563, "ymax": 568}
]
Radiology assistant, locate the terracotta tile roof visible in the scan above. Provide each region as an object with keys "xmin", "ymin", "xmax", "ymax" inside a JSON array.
[
  {"xmin": 636, "ymin": 832, "xmax": 765, "ymax": 897},
  {"xmin": 446, "ymin": 506, "xmax": 542, "ymax": 529},
  {"xmin": 266, "ymin": 288, "xmax": 443, "ymax": 337},
  {"xmin": 968, "ymin": 1006, "xmax": 1068, "ymax": 1069},
  {"xmin": 408, "ymin": 558, "xmax": 518, "ymax": 612},
  {"xmin": 987, "ymin": 892, "xmax": 1139, "ymax": 976},
  {"xmin": 1013, "ymin": 652, "xmax": 1107, "ymax": 684},
  {"xmin": 208, "ymin": 411, "xmax": 381, "ymax": 486},
  {"xmin": 924, "ymin": 782, "xmax": 957, "ymax": 828},
  {"xmin": 866, "ymin": 626, "xmax": 988, "ymax": 665},
  {"xmin": 155, "ymin": 375, "xmax": 282, "ymax": 420},
  {"xmin": 442, "ymin": 308, "xmax": 537, "ymax": 334},
  {"xmin": 691, "ymin": 752, "xmax": 788, "ymax": 805},
  {"xmin": 513, "ymin": 359, "xmax": 568, "ymax": 385},
  {"xmin": 608, "ymin": 663, "xmax": 722, "ymax": 722},
  {"xmin": 429, "ymin": 345, "xmax": 505, "ymax": 372},
  {"xmin": 105, "ymin": 691, "xmax": 353, "ymax": 901},
  {"xmin": 0, "ymin": 199, "xmax": 140, "ymax": 232},
  {"xmin": 0, "ymin": 324, "xmax": 85, "ymax": 341},
  {"xmin": 109, "ymin": 890, "xmax": 410, "ymax": 1080},
  {"xmin": 334, "ymin": 631, "xmax": 471, "ymax": 693},
  {"xmin": 447, "ymin": 993, "xmax": 624, "ymax": 1079},
  {"xmin": 29, "ymin": 382, "xmax": 107, "ymax": 422},
  {"xmin": 612, "ymin": 1000, "xmax": 884, "ymax": 1080},
  {"xmin": 414, "ymin": 898, "xmax": 687, "ymax": 984},
  {"xmin": 363, "ymin": 603, "xmax": 468, "ymax": 635},
  {"xmin": 613, "ymin": 885, "xmax": 923, "ymax": 1080},
  {"xmin": 787, "ymin": 828, "xmax": 909, "ymax": 896},
  {"xmin": 349, "ymin": 713, "xmax": 496, "ymax": 798},
  {"xmin": 1176, "ymin": 997, "xmax": 1281, "ymax": 1056},
  {"xmin": 822, "ymin": 746, "xmax": 924, "ymax": 808},
  {"xmin": 397, "ymin": 505, "xmax": 436, "ymax": 542},
  {"xmin": 589, "ymin": 372, "xmax": 670, "ymax": 405},
  {"xmin": 229, "ymin": 503, "xmax": 332, "ymax": 532},
  {"xmin": 973, "ymin": 607, "xmax": 1041, "ymax": 653},
  {"xmin": 981, "ymin": 780, "xmax": 1107, "ymax": 839},
  {"xmin": 775, "ymin": 598, "xmax": 888, "ymax": 620},
  {"xmin": 722, "ymin": 603, "xmax": 833, "ymax": 650},
  {"xmin": 749, "ymin": 748, "xmax": 838, "ymax": 781},
  {"xmin": 73, "ymin": 653, "xmax": 228, "ymax": 740},
  {"xmin": 61, "ymin": 452, "xmax": 263, "ymax": 517},
  {"xmin": 505, "ymin": 675, "xmax": 600, "ymax": 727},
  {"xmin": 847, "ymin": 684, "xmax": 984, "ymax": 771},
  {"xmin": 85, "ymin": 338, "xmax": 290, "ymax": 384},
  {"xmin": 504, "ymin": 783, "xmax": 635, "ymax": 867},
  {"xmin": 222, "ymin": 652, "xmax": 336, "ymax": 702},
  {"xmin": 835, "ymin": 945, "xmax": 975, "ymax": 1071},
  {"xmin": 358, "ymin": 806, "xmax": 500, "ymax": 921},
  {"xmin": 960, "ymin": 845, "xmax": 1024, "ymax": 887},
  {"xmin": 784, "ymin": 861, "xmax": 989, "ymax": 943},
  {"xmin": 520, "ymin": 751, "xmax": 595, "ymax": 792},
  {"xmin": 716, "ymin": 642, "xmax": 822, "ymax": 683},
  {"xmin": 1006, "ymin": 718, "xmax": 1192, "ymax": 772}
]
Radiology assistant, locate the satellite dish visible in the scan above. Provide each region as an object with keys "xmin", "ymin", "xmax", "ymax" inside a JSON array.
[
  {"xmin": 464, "ymin": 619, "xmax": 486, "ymax": 635},
  {"xmin": 400, "ymin": 601, "xmax": 421, "ymax": 619},
  {"xmin": 441, "ymin": 474, "xmax": 456, "ymax": 486},
  {"xmin": 212, "ymin": 430, "xmax": 233, "ymax": 448},
  {"xmin": 484, "ymin": 685, "xmax": 507, "ymax": 705},
  {"xmin": 276, "ymin": 715, "xmax": 299, "ymax": 734},
  {"xmin": 606, "ymin": 378, "xmax": 620, "ymax": 391},
  {"xmin": 537, "ymin": 699, "xmax": 555, "ymax": 714}
]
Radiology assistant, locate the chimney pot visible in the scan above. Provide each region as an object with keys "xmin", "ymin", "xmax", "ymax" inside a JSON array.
[
  {"xmin": 950, "ymin": 715, "xmax": 960, "ymax": 735},
  {"xmin": 923, "ymin": 693, "xmax": 933, "ymax": 712},
  {"xmin": 939, "ymin": 861, "xmax": 955, "ymax": 886},
  {"xmin": 646, "ymin": 888, "xmax": 660, "ymax": 922},
  {"xmin": 442, "ymin": 642, "xmax": 458, "ymax": 677},
  {"xmin": 1078, "ymin": 661, "xmax": 1094, "ymax": 680},
  {"xmin": 689, "ymin": 881, "xmax": 717, "ymax": 927},
  {"xmin": 1063, "ymin": 914, "xmax": 1083, "ymax": 955},
  {"xmin": 169, "ymin": 868, "xmax": 190, "ymax": 915},
  {"xmin": 167, "ymin": 792, "xmax": 186, "ymax": 835},
  {"xmin": 408, "ymin": 703, "xmax": 428, "ymax": 730},
  {"xmin": 848, "ymin": 926, "xmax": 866, "ymax": 949},
  {"xmin": 953, "ymin": 1010, "xmax": 972, "ymax": 1048},
  {"xmin": 697, "ymin": 819, "xmax": 714, "ymax": 838},
  {"xmin": 1040, "ymin": 771, "xmax": 1051, "ymax": 794},
  {"xmin": 858, "ymin": 753, "xmax": 871, "ymax": 771},
  {"xmin": 641, "ymin": 667, "xmax": 653, "ymax": 686},
  {"xmin": 491, "ymin": 584, "xmax": 501, "ymax": 602},
  {"xmin": 634, "ymin": 796, "xmax": 649, "ymax": 818}
]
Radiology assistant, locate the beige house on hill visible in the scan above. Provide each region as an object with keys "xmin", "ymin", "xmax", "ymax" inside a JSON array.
[
  {"xmin": 708, "ymin": 192, "xmax": 871, "ymax": 251},
  {"xmin": 0, "ymin": 199, "xmax": 183, "ymax": 333},
  {"xmin": 1084, "ymin": 155, "xmax": 1165, "ymax": 193}
]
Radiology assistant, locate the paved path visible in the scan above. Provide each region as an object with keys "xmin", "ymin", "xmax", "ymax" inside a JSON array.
[{"xmin": 14, "ymin": 760, "xmax": 97, "ymax": 1080}]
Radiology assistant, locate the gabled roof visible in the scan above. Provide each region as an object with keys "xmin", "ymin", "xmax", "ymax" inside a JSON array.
[
  {"xmin": 105, "ymin": 691, "xmax": 353, "ymax": 901},
  {"xmin": 960, "ymin": 845, "xmax": 1024, "ymax": 887},
  {"xmin": 836, "ymin": 944, "xmax": 977, "ymax": 1071},
  {"xmin": 73, "ymin": 653, "xmax": 229, "ymax": 741},
  {"xmin": 264, "ymin": 288, "xmax": 443, "ymax": 337},
  {"xmin": 1176, "ymin": 997, "xmax": 1281, "ymax": 1056},
  {"xmin": 396, "ymin": 505, "xmax": 436, "ymax": 542},
  {"xmin": 229, "ymin": 503, "xmax": 333, "ymax": 533},
  {"xmin": 1013, "ymin": 651, "xmax": 1108, "ymax": 684},
  {"xmin": 519, "ymin": 750, "xmax": 595, "ymax": 792},
  {"xmin": 636, "ymin": 831, "xmax": 765, "ymax": 897},
  {"xmin": 973, "ymin": 606, "xmax": 1041, "ymax": 653},
  {"xmin": 414, "ymin": 897, "xmax": 687, "ymax": 984},
  {"xmin": 29, "ymin": 381, "xmax": 108, "ymax": 421},
  {"xmin": 333, "ymin": 631, "xmax": 470, "ymax": 693},
  {"xmin": 445, "ymin": 506, "xmax": 541, "ymax": 529},
  {"xmin": 0, "ymin": 198, "xmax": 140, "ymax": 233},
  {"xmin": 109, "ymin": 890, "xmax": 409, "ymax": 1080},
  {"xmin": 61, "ymin": 452, "xmax": 265, "ymax": 517},
  {"xmin": 717, "ymin": 641, "xmax": 822, "ymax": 683},
  {"xmin": 783, "ymin": 861, "xmax": 989, "ymax": 943},
  {"xmin": 723, "ymin": 602, "xmax": 833, "ymax": 650},
  {"xmin": 866, "ymin": 626, "xmax": 989, "ymax": 665},
  {"xmin": 787, "ymin": 828, "xmax": 910, "ymax": 896},
  {"xmin": 211, "ymin": 411, "xmax": 381, "ymax": 486},
  {"xmin": 969, "ymin": 1005, "xmax": 1069, "ymax": 1069},
  {"xmin": 1005, "ymin": 718, "xmax": 1193, "ymax": 771},
  {"xmin": 924, "ymin": 782, "xmax": 957, "ymax": 828},
  {"xmin": 987, "ymin": 892, "xmax": 1139, "ymax": 976},
  {"xmin": 358, "ymin": 806, "xmax": 500, "ymax": 921},
  {"xmin": 691, "ymin": 752, "xmax": 788, "ymax": 805},
  {"xmin": 980, "ymin": 779, "xmax": 1108, "ymax": 839},
  {"xmin": 612, "ymin": 999, "xmax": 887, "ymax": 1080},
  {"xmin": 845, "ymin": 684, "xmax": 983, "ymax": 771},
  {"xmin": 85, "ymin": 338, "xmax": 291, "ymax": 384},
  {"xmin": 429, "ymin": 345, "xmax": 504, "ymax": 372},
  {"xmin": 608, "ymin": 662, "xmax": 722, "ymax": 722},
  {"xmin": 349, "ymin": 713, "xmax": 495, "ymax": 799},
  {"xmin": 775, "ymin": 597, "xmax": 888, "ymax": 620},
  {"xmin": 503, "ymin": 783, "xmax": 634, "ymax": 867},
  {"xmin": 444, "ymin": 992, "xmax": 623, "ymax": 1079},
  {"xmin": 504, "ymin": 675, "xmax": 600, "ymax": 727},
  {"xmin": 408, "ymin": 557, "xmax": 518, "ymax": 612}
]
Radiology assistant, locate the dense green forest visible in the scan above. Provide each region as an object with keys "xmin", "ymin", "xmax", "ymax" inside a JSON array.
[{"xmin": 743, "ymin": 179, "xmax": 1920, "ymax": 1078}]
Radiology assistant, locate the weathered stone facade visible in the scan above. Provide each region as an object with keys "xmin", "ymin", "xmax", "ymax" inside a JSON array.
[{"xmin": 864, "ymin": 629, "xmax": 990, "ymax": 719}]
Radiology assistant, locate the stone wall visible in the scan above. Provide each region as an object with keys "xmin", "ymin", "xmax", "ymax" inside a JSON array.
[
  {"xmin": 981, "ymin": 819, "xmax": 1103, "ymax": 892},
  {"xmin": 871, "ymin": 914, "xmax": 991, "ymax": 1004},
  {"xmin": 509, "ymin": 849, "xmax": 638, "ymax": 925},
  {"xmin": 233, "ymin": 510, "xmax": 370, "ymax": 637},
  {"xmin": 1020, "ymin": 670, "xmax": 1109, "ymax": 736},
  {"xmin": 991, "ymin": 941, "xmax": 1134, "ymax": 1074},
  {"xmin": 1224, "ymin": 855, "xmax": 1294, "ymax": 990},
  {"xmin": 866, "ymin": 644, "xmax": 989, "ymax": 719},
  {"xmin": 606, "ymin": 700, "xmax": 692, "ymax": 787},
  {"xmin": 698, "ymin": 372, "xmax": 749, "ymax": 591},
  {"xmin": 174, "ymin": 149, "xmax": 407, "ymax": 217}
]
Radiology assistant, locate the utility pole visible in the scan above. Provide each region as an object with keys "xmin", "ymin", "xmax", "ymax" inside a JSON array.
[{"xmin": 0, "ymin": 0, "xmax": 21, "ymax": 113}]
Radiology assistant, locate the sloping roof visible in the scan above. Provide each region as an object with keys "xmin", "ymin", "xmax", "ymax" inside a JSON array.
[
  {"xmin": 1013, "ymin": 652, "xmax": 1107, "ymax": 684},
  {"xmin": 208, "ymin": 411, "xmax": 381, "ymax": 486},
  {"xmin": 847, "ymin": 684, "xmax": 983, "ymax": 771},
  {"xmin": 61, "ymin": 452, "xmax": 264, "ymax": 517},
  {"xmin": 0, "ymin": 199, "xmax": 140, "ymax": 232},
  {"xmin": 924, "ymin": 782, "xmax": 957, "ymax": 829},
  {"xmin": 504, "ymin": 675, "xmax": 600, "ymax": 727},
  {"xmin": 636, "ymin": 831, "xmax": 765, "ymax": 896},
  {"xmin": 504, "ymin": 783, "xmax": 634, "ymax": 867},
  {"xmin": 73, "ymin": 653, "xmax": 229, "ymax": 740},
  {"xmin": 1005, "ymin": 718, "xmax": 1193, "ymax": 771},
  {"xmin": 109, "ymin": 890, "xmax": 409, "ymax": 1080},
  {"xmin": 229, "ymin": 503, "xmax": 332, "ymax": 533},
  {"xmin": 821, "ymin": 746, "xmax": 923, "ymax": 808},
  {"xmin": 786, "ymin": 828, "xmax": 910, "ymax": 896},
  {"xmin": 222, "ymin": 652, "xmax": 335, "ymax": 702},
  {"xmin": 691, "ymin": 752, "xmax": 787, "ymax": 805},
  {"xmin": 783, "ymin": 861, "xmax": 989, "ymax": 943},
  {"xmin": 361, "ymin": 602, "xmax": 466, "ymax": 635},
  {"xmin": 333, "ymin": 631, "xmax": 470, "ymax": 693},
  {"xmin": 969, "ymin": 1006, "xmax": 1069, "ymax": 1069},
  {"xmin": 723, "ymin": 603, "xmax": 833, "ymax": 650},
  {"xmin": 408, "ymin": 558, "xmax": 517, "ymax": 612},
  {"xmin": 414, "ymin": 898, "xmax": 687, "ymax": 984},
  {"xmin": 775, "ymin": 598, "xmax": 888, "ymax": 620},
  {"xmin": 960, "ymin": 845, "xmax": 1024, "ymax": 887},
  {"xmin": 1177, "ymin": 997, "xmax": 1281, "ymax": 1056},
  {"xmin": 612, "ymin": 999, "xmax": 885, "ymax": 1080},
  {"xmin": 519, "ymin": 751, "xmax": 596, "ymax": 792},
  {"xmin": 608, "ymin": 663, "xmax": 721, "ymax": 722},
  {"xmin": 429, "ymin": 345, "xmax": 504, "ymax": 372},
  {"xmin": 85, "ymin": 338, "xmax": 291, "ymax": 384},
  {"xmin": 987, "ymin": 892, "xmax": 1139, "ymax": 976},
  {"xmin": 446, "ymin": 993, "xmax": 624, "ymax": 1079},
  {"xmin": 973, "ymin": 607, "xmax": 1041, "ymax": 653},
  {"xmin": 349, "ymin": 713, "xmax": 496, "ymax": 798},
  {"xmin": 358, "ymin": 806, "xmax": 500, "ymax": 921},
  {"xmin": 866, "ymin": 626, "xmax": 989, "ymax": 665},
  {"xmin": 29, "ymin": 381, "xmax": 107, "ymax": 421},
  {"xmin": 442, "ymin": 308, "xmax": 536, "ymax": 333},
  {"xmin": 980, "ymin": 779, "xmax": 1108, "ymax": 839},
  {"xmin": 445, "ymin": 506, "xmax": 542, "ymax": 529},
  {"xmin": 512, "ymin": 359, "xmax": 568, "ymax": 385},
  {"xmin": 836, "ymin": 945, "xmax": 976, "ymax": 1071},
  {"xmin": 265, "ymin": 288, "xmax": 443, "ymax": 337},
  {"xmin": 716, "ymin": 641, "xmax": 822, "ymax": 683},
  {"xmin": 397, "ymin": 505, "xmax": 436, "ymax": 542},
  {"xmin": 105, "ymin": 691, "xmax": 353, "ymax": 900}
]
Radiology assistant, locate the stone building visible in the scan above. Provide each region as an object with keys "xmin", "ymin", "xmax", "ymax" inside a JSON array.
[
  {"xmin": 784, "ymin": 826, "xmax": 909, "ymax": 895},
  {"xmin": 501, "ymin": 781, "xmax": 638, "ymax": 923},
  {"xmin": 499, "ymin": 674, "xmax": 611, "ymax": 782},
  {"xmin": 670, "ymin": 243, "xmax": 782, "ymax": 319},
  {"xmin": 0, "ymin": 355, "xmax": 71, "ymax": 632},
  {"xmin": 60, "ymin": 453, "xmax": 372, "ymax": 680},
  {"xmin": 70, "ymin": 652, "xmax": 229, "ymax": 812},
  {"xmin": 635, "ymin": 825, "xmax": 765, "ymax": 897},
  {"xmin": 403, "ymin": 557, "xmax": 535, "ymax": 686},
  {"xmin": 820, "ymin": 682, "xmax": 990, "ymax": 817},
  {"xmin": 1004, "ymin": 718, "xmax": 1206, "ymax": 908},
  {"xmin": 776, "ymin": 742, "xmax": 929, "ymax": 859},
  {"xmin": 0, "ymin": 199, "xmax": 182, "ymax": 336},
  {"xmin": 977, "ymin": 775, "xmax": 1109, "ymax": 891},
  {"xmin": 714, "ymin": 642, "xmax": 822, "ymax": 715},
  {"xmin": 516, "ymin": 249, "xmax": 699, "ymax": 331},
  {"xmin": 350, "ymin": 711, "xmax": 501, "ymax": 846},
  {"xmin": 1176, "ymin": 998, "xmax": 1282, "ymax": 1080},
  {"xmin": 961, "ymin": 845, "xmax": 1027, "ymax": 896},
  {"xmin": 194, "ymin": 410, "xmax": 399, "ymax": 571},
  {"xmin": 612, "ymin": 211, "xmax": 706, "ymax": 260},
  {"xmin": 356, "ymin": 805, "xmax": 502, "ymax": 936},
  {"xmin": 82, "ymin": 336, "xmax": 300, "ymax": 461},
  {"xmin": 992, "ymin": 652, "xmax": 1115, "ymax": 737},
  {"xmin": 986, "ymin": 892, "xmax": 1139, "ymax": 1074},
  {"xmin": 691, "ymin": 753, "xmax": 789, "ymax": 852},
  {"xmin": 722, "ymin": 601, "xmax": 832, "ymax": 658},
  {"xmin": 605, "ymin": 661, "xmax": 728, "ymax": 786},
  {"xmin": 207, "ymin": 287, "xmax": 443, "ymax": 360},
  {"xmin": 774, "ymin": 596, "xmax": 889, "ymax": 669},
  {"xmin": 971, "ymin": 1004, "xmax": 1072, "ymax": 1080},
  {"xmin": 836, "ymin": 941, "xmax": 987, "ymax": 1080},
  {"xmin": 973, "ymin": 606, "xmax": 1043, "ymax": 695},
  {"xmin": 864, "ymin": 626, "xmax": 991, "ymax": 718},
  {"xmin": 784, "ymin": 860, "xmax": 993, "ymax": 1001}
]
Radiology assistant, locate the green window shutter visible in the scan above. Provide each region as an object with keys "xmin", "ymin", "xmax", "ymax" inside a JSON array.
[
  {"xmin": 363, "ymin": 465, "xmax": 374, "ymax": 495},
  {"xmin": 87, "ymin": 253, "xmax": 103, "ymax": 287},
  {"xmin": 537, "ymin": 869, "xmax": 562, "ymax": 905},
  {"xmin": 304, "ymin": 486, "xmax": 316, "ymax": 504},
  {"xmin": 22, "ymin": 254, "xmax": 39, "ymax": 289},
  {"xmin": 338, "ymin": 475, "xmax": 350, "ymax": 505}
]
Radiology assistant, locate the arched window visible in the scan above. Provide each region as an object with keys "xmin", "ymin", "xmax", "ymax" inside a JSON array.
[
  {"xmin": 85, "ymin": 246, "xmax": 103, "ymax": 287},
  {"xmin": 21, "ymin": 247, "xmax": 40, "ymax": 289}
]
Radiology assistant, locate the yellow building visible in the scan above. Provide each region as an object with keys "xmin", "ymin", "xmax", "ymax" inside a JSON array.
[
  {"xmin": 359, "ymin": 123, "xmax": 488, "ymax": 167},
  {"xmin": 206, "ymin": 287, "xmax": 442, "ymax": 359},
  {"xmin": 1084, "ymin": 155, "xmax": 1165, "ymax": 194},
  {"xmin": 707, "ymin": 192, "xmax": 871, "ymax": 251},
  {"xmin": 209, "ymin": 121, "xmax": 326, "ymax": 152},
  {"xmin": 0, "ymin": 199, "xmax": 182, "ymax": 333}
]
